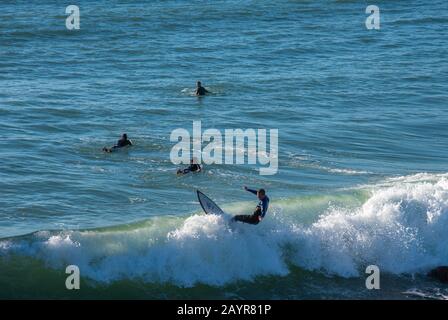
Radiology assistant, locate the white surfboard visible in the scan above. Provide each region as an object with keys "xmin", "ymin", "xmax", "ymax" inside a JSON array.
[{"xmin": 196, "ymin": 190, "xmax": 226, "ymax": 216}]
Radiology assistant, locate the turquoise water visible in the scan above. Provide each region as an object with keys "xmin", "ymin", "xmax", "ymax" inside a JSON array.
[{"xmin": 1, "ymin": 0, "xmax": 448, "ymax": 299}]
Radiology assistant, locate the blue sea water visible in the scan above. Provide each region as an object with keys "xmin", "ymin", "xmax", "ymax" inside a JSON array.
[{"xmin": 0, "ymin": 0, "xmax": 447, "ymax": 299}]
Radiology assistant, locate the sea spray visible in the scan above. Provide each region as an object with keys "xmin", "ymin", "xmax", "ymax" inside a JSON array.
[{"xmin": 1, "ymin": 174, "xmax": 447, "ymax": 287}]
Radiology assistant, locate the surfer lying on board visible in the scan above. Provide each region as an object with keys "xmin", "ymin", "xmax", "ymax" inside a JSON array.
[
  {"xmin": 177, "ymin": 158, "xmax": 202, "ymax": 175},
  {"xmin": 103, "ymin": 133, "xmax": 133, "ymax": 153},
  {"xmin": 195, "ymin": 81, "xmax": 210, "ymax": 96},
  {"xmin": 231, "ymin": 187, "xmax": 269, "ymax": 225}
]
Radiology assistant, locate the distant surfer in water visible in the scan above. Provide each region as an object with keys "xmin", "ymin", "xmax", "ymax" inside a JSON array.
[
  {"xmin": 195, "ymin": 81, "xmax": 210, "ymax": 96},
  {"xmin": 103, "ymin": 133, "xmax": 133, "ymax": 153},
  {"xmin": 177, "ymin": 158, "xmax": 202, "ymax": 175},
  {"xmin": 232, "ymin": 187, "xmax": 269, "ymax": 225}
]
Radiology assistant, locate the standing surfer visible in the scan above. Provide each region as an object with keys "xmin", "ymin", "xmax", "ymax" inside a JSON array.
[{"xmin": 232, "ymin": 187, "xmax": 269, "ymax": 225}]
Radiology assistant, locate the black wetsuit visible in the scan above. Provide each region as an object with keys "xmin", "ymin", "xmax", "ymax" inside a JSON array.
[
  {"xmin": 180, "ymin": 163, "xmax": 201, "ymax": 174},
  {"xmin": 112, "ymin": 138, "xmax": 132, "ymax": 150},
  {"xmin": 196, "ymin": 86, "xmax": 208, "ymax": 96},
  {"xmin": 232, "ymin": 188, "xmax": 269, "ymax": 225},
  {"xmin": 233, "ymin": 207, "xmax": 263, "ymax": 225},
  {"xmin": 104, "ymin": 138, "xmax": 132, "ymax": 152}
]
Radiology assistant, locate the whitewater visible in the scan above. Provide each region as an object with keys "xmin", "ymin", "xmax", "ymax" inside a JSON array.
[{"xmin": 1, "ymin": 173, "xmax": 447, "ymax": 299}]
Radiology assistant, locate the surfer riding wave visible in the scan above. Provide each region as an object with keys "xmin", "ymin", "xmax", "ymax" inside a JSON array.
[{"xmin": 231, "ymin": 187, "xmax": 269, "ymax": 225}]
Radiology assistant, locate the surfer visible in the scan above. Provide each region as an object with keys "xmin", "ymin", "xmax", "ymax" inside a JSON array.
[
  {"xmin": 195, "ymin": 81, "xmax": 210, "ymax": 96},
  {"xmin": 232, "ymin": 187, "xmax": 269, "ymax": 225},
  {"xmin": 103, "ymin": 133, "xmax": 133, "ymax": 153},
  {"xmin": 177, "ymin": 158, "xmax": 202, "ymax": 175}
]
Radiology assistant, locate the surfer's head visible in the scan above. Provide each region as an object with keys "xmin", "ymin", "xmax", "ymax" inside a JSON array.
[
  {"xmin": 257, "ymin": 189, "xmax": 266, "ymax": 200},
  {"xmin": 122, "ymin": 133, "xmax": 128, "ymax": 140},
  {"xmin": 197, "ymin": 81, "xmax": 202, "ymax": 88}
]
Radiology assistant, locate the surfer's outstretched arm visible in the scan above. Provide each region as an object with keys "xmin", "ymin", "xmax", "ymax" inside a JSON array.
[{"xmin": 244, "ymin": 186, "xmax": 258, "ymax": 195}]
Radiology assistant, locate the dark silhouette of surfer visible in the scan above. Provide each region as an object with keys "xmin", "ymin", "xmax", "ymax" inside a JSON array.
[
  {"xmin": 177, "ymin": 158, "xmax": 202, "ymax": 175},
  {"xmin": 232, "ymin": 187, "xmax": 269, "ymax": 225},
  {"xmin": 103, "ymin": 133, "xmax": 133, "ymax": 153},
  {"xmin": 195, "ymin": 81, "xmax": 210, "ymax": 96}
]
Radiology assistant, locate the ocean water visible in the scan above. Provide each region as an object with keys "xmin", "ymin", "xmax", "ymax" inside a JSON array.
[{"xmin": 1, "ymin": 0, "xmax": 448, "ymax": 299}]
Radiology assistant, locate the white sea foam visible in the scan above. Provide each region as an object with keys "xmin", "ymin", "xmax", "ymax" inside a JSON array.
[{"xmin": 1, "ymin": 173, "xmax": 447, "ymax": 287}]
